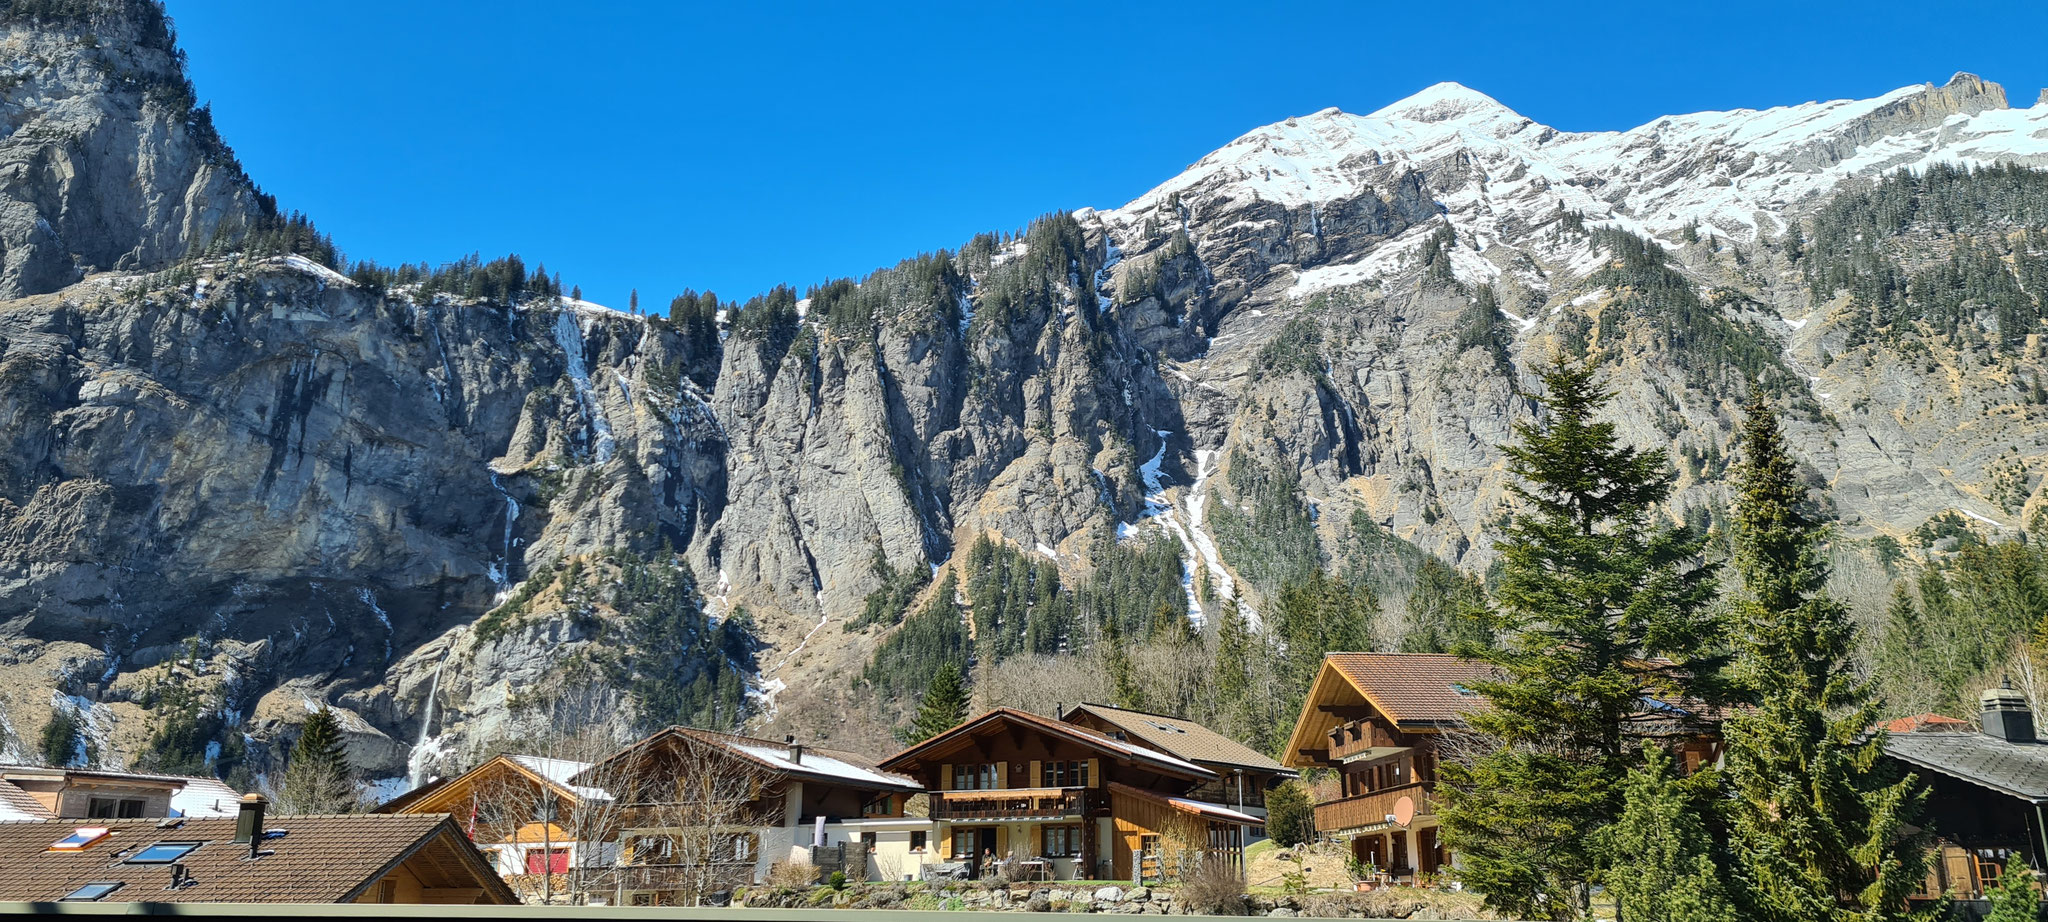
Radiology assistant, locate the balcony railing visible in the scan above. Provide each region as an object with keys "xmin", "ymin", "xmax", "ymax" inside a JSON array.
[
  {"xmin": 1313, "ymin": 782, "xmax": 1434, "ymax": 833},
  {"xmin": 1329, "ymin": 721, "xmax": 1405, "ymax": 761},
  {"xmin": 930, "ymin": 787, "xmax": 1089, "ymax": 820}
]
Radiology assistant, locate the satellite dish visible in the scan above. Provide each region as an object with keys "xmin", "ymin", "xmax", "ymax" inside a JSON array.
[{"xmin": 1392, "ymin": 796, "xmax": 1416, "ymax": 827}]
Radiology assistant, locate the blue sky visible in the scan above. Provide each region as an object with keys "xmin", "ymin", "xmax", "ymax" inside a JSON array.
[{"xmin": 166, "ymin": 0, "xmax": 2048, "ymax": 310}]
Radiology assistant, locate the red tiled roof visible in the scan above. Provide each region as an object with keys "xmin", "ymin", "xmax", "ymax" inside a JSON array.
[{"xmin": 1884, "ymin": 713, "xmax": 1974, "ymax": 734}]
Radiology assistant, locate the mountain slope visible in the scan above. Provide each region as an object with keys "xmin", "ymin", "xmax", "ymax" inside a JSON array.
[{"xmin": 0, "ymin": 1, "xmax": 2044, "ymax": 775}]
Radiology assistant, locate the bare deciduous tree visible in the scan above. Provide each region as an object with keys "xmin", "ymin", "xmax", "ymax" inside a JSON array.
[
  {"xmin": 461, "ymin": 682, "xmax": 633, "ymax": 904},
  {"xmin": 611, "ymin": 730, "xmax": 786, "ymax": 906}
]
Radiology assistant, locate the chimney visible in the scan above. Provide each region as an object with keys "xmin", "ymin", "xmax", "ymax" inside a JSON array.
[
  {"xmin": 1055, "ymin": 703, "xmax": 1065, "ymax": 720},
  {"xmin": 785, "ymin": 734, "xmax": 803, "ymax": 765},
  {"xmin": 234, "ymin": 793, "xmax": 267, "ymax": 857},
  {"xmin": 1982, "ymin": 681, "xmax": 2037, "ymax": 743}
]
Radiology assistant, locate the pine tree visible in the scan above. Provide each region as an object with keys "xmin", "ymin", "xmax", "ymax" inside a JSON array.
[
  {"xmin": 275, "ymin": 706, "xmax": 356, "ymax": 814},
  {"xmin": 899, "ymin": 663, "xmax": 970, "ymax": 745},
  {"xmin": 1985, "ymin": 860, "xmax": 2041, "ymax": 922},
  {"xmin": 1101, "ymin": 617, "xmax": 1144, "ymax": 710},
  {"xmin": 1436, "ymin": 358, "xmax": 1726, "ymax": 921},
  {"xmin": 39, "ymin": 709, "xmax": 80, "ymax": 767},
  {"xmin": 630, "ymin": 288, "xmax": 640, "ymax": 315},
  {"xmin": 1723, "ymin": 397, "xmax": 1928, "ymax": 922},
  {"xmin": 1610, "ymin": 746, "xmax": 1736, "ymax": 922}
]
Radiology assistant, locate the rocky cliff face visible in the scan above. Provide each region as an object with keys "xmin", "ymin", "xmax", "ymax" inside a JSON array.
[
  {"xmin": 0, "ymin": 1, "xmax": 2045, "ymax": 779},
  {"xmin": 0, "ymin": 2, "xmax": 258, "ymax": 299}
]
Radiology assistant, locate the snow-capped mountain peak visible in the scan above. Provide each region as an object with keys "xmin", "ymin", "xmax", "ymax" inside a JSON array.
[
  {"xmin": 1105, "ymin": 73, "xmax": 2048, "ymax": 297},
  {"xmin": 1367, "ymin": 81, "xmax": 1520, "ymax": 126}
]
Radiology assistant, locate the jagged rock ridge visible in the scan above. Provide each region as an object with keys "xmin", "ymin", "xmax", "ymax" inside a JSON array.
[{"xmin": 0, "ymin": 1, "xmax": 2045, "ymax": 774}]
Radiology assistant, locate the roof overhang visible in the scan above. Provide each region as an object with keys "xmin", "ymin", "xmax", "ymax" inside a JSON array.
[
  {"xmin": 1886, "ymin": 744, "xmax": 2048, "ymax": 804},
  {"xmin": 881, "ymin": 710, "xmax": 1214, "ymax": 781}
]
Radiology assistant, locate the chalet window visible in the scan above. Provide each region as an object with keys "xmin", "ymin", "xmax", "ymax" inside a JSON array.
[
  {"xmin": 861, "ymin": 831, "xmax": 877, "ymax": 852},
  {"xmin": 533, "ymin": 798, "xmax": 561, "ymax": 823},
  {"xmin": 87, "ymin": 798, "xmax": 146, "ymax": 819},
  {"xmin": 718, "ymin": 832, "xmax": 758, "ymax": 862},
  {"xmin": 951, "ymin": 828, "xmax": 980, "ymax": 859},
  {"xmin": 1043, "ymin": 825, "xmax": 1082, "ymax": 857},
  {"xmin": 863, "ymin": 795, "xmax": 893, "ymax": 816},
  {"xmin": 631, "ymin": 835, "xmax": 674, "ymax": 865},
  {"xmin": 952, "ymin": 763, "xmax": 998, "ymax": 790},
  {"xmin": 1044, "ymin": 760, "xmax": 1089, "ymax": 788},
  {"xmin": 910, "ymin": 831, "xmax": 928, "ymax": 852}
]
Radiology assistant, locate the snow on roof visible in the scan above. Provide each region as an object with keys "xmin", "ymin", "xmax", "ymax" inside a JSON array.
[
  {"xmin": 728, "ymin": 743, "xmax": 922, "ymax": 791},
  {"xmin": 1163, "ymin": 794, "xmax": 1263, "ymax": 826},
  {"xmin": 168, "ymin": 777, "xmax": 240, "ymax": 818},
  {"xmin": 508, "ymin": 755, "xmax": 613, "ymax": 801}
]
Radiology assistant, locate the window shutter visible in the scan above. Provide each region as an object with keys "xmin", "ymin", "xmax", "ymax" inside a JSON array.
[
  {"xmin": 1030, "ymin": 760, "xmax": 1043, "ymax": 787},
  {"xmin": 995, "ymin": 825, "xmax": 1009, "ymax": 857},
  {"xmin": 996, "ymin": 762, "xmax": 1009, "ymax": 788},
  {"xmin": 1034, "ymin": 825, "xmax": 1045, "ymax": 857},
  {"xmin": 1087, "ymin": 758, "xmax": 1101, "ymax": 787},
  {"xmin": 940, "ymin": 764, "xmax": 952, "ymax": 791}
]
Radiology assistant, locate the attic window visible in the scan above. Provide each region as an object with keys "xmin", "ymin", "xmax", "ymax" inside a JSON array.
[
  {"xmin": 125, "ymin": 842, "xmax": 201, "ymax": 864},
  {"xmin": 1451, "ymin": 684, "xmax": 1479, "ymax": 697},
  {"xmin": 60, "ymin": 882, "xmax": 124, "ymax": 902},
  {"xmin": 1144, "ymin": 721, "xmax": 1188, "ymax": 734},
  {"xmin": 49, "ymin": 827, "xmax": 112, "ymax": 851}
]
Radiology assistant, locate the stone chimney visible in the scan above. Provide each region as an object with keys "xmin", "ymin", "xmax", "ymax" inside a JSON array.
[
  {"xmin": 233, "ymin": 793, "xmax": 267, "ymax": 857},
  {"xmin": 785, "ymin": 734, "xmax": 803, "ymax": 765},
  {"xmin": 1981, "ymin": 681, "xmax": 2036, "ymax": 743}
]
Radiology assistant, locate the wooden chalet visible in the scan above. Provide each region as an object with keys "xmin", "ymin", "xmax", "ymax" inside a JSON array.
[
  {"xmin": 589, "ymin": 726, "xmax": 923, "ymax": 904},
  {"xmin": 880, "ymin": 707, "xmax": 1259, "ymax": 882},
  {"xmin": 1285, "ymin": 653, "xmax": 1722, "ymax": 883},
  {"xmin": 375, "ymin": 754, "xmax": 617, "ymax": 895},
  {"xmin": 1885, "ymin": 684, "xmax": 2048, "ymax": 906},
  {"xmin": 1059, "ymin": 703, "xmax": 1295, "ymax": 828}
]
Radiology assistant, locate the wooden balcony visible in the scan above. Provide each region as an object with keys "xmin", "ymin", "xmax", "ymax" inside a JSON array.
[
  {"xmin": 931, "ymin": 787, "xmax": 1090, "ymax": 821},
  {"xmin": 1329, "ymin": 720, "xmax": 1406, "ymax": 762},
  {"xmin": 1313, "ymin": 783, "xmax": 1434, "ymax": 834}
]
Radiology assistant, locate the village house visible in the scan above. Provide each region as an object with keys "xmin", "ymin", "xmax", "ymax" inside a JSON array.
[
  {"xmin": 590, "ymin": 726, "xmax": 925, "ymax": 905},
  {"xmin": 0, "ymin": 765, "xmax": 240, "ymax": 821},
  {"xmin": 1884, "ymin": 683, "xmax": 2048, "ymax": 905},
  {"xmin": 880, "ymin": 707, "xmax": 1260, "ymax": 884},
  {"xmin": 1057, "ymin": 703, "xmax": 1295, "ymax": 831},
  {"xmin": 0, "ymin": 793, "xmax": 516, "ymax": 905},
  {"xmin": 375, "ymin": 753, "xmax": 618, "ymax": 899},
  {"xmin": 1283, "ymin": 652, "xmax": 1723, "ymax": 883}
]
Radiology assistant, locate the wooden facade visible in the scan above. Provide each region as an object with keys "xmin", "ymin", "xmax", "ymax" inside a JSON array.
[
  {"xmin": 882, "ymin": 708, "xmax": 1258, "ymax": 881},
  {"xmin": 1285, "ymin": 653, "xmax": 1724, "ymax": 883}
]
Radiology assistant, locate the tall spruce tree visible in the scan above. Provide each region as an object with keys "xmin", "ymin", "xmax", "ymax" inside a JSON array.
[
  {"xmin": 1723, "ymin": 397, "xmax": 1928, "ymax": 922},
  {"xmin": 1610, "ymin": 746, "xmax": 1736, "ymax": 922},
  {"xmin": 1436, "ymin": 359, "xmax": 1725, "ymax": 921},
  {"xmin": 900, "ymin": 663, "xmax": 970, "ymax": 745},
  {"xmin": 275, "ymin": 705, "xmax": 356, "ymax": 814}
]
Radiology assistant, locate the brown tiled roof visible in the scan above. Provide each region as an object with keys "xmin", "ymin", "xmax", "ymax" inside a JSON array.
[
  {"xmin": 1324, "ymin": 653, "xmax": 1495, "ymax": 725},
  {"xmin": 0, "ymin": 781, "xmax": 52, "ymax": 820},
  {"xmin": 880, "ymin": 708, "xmax": 1215, "ymax": 780},
  {"xmin": 0, "ymin": 813, "xmax": 517, "ymax": 904},
  {"xmin": 1064, "ymin": 704, "xmax": 1292, "ymax": 775}
]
